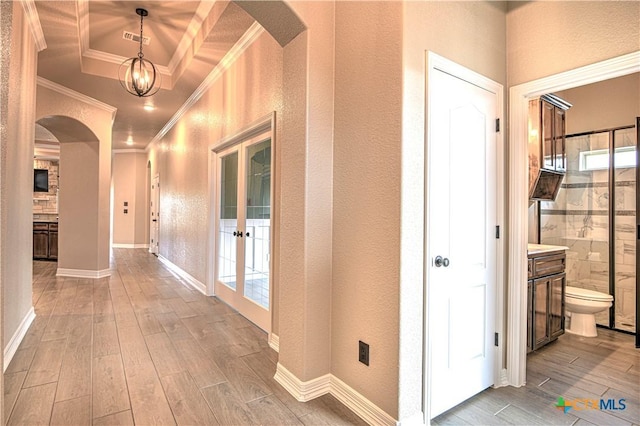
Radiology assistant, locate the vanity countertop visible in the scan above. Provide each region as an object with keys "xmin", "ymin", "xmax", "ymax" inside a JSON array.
[{"xmin": 527, "ymin": 243, "xmax": 568, "ymax": 256}]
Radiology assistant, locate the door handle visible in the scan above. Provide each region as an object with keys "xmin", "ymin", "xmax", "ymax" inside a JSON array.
[
  {"xmin": 434, "ymin": 256, "xmax": 450, "ymax": 268},
  {"xmin": 152, "ymin": 219, "xmax": 157, "ymax": 222},
  {"xmin": 233, "ymin": 231, "xmax": 243, "ymax": 238}
]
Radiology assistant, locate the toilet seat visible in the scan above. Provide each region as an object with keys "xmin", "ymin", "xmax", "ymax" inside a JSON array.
[{"xmin": 566, "ymin": 286, "xmax": 613, "ymax": 302}]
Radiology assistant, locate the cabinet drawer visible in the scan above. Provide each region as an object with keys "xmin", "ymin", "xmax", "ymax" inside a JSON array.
[
  {"xmin": 528, "ymin": 259, "xmax": 533, "ymax": 279},
  {"xmin": 532, "ymin": 253, "xmax": 565, "ymax": 278},
  {"xmin": 33, "ymin": 222, "xmax": 49, "ymax": 231},
  {"xmin": 48, "ymin": 223, "xmax": 58, "ymax": 231}
]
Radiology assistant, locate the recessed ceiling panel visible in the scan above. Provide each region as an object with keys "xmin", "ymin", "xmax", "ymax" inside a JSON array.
[{"xmin": 88, "ymin": 1, "xmax": 200, "ymax": 66}]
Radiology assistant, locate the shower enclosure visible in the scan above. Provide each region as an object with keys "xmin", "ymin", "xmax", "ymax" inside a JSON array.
[{"xmin": 539, "ymin": 120, "xmax": 639, "ymax": 337}]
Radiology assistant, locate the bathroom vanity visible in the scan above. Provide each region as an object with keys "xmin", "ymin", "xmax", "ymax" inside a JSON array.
[{"xmin": 527, "ymin": 244, "xmax": 568, "ymax": 352}]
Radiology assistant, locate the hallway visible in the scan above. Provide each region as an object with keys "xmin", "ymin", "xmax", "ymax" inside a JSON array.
[{"xmin": 4, "ymin": 249, "xmax": 365, "ymax": 425}]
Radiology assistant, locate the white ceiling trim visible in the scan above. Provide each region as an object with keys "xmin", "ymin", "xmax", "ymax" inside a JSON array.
[
  {"xmin": 37, "ymin": 76, "xmax": 117, "ymax": 124},
  {"xmin": 76, "ymin": 0, "xmax": 211, "ymax": 82},
  {"xmin": 21, "ymin": 0, "xmax": 47, "ymax": 52},
  {"xmin": 82, "ymin": 48, "xmax": 172, "ymax": 77},
  {"xmin": 76, "ymin": 0, "xmax": 89, "ymax": 59},
  {"xmin": 112, "ymin": 149, "xmax": 146, "ymax": 154},
  {"xmin": 167, "ymin": 0, "xmax": 216, "ymax": 75},
  {"xmin": 147, "ymin": 22, "xmax": 265, "ymax": 150}
]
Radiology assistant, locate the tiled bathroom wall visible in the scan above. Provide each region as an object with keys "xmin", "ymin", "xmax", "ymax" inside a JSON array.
[
  {"xmin": 33, "ymin": 159, "xmax": 59, "ymax": 220},
  {"xmin": 540, "ymin": 129, "xmax": 636, "ymax": 332}
]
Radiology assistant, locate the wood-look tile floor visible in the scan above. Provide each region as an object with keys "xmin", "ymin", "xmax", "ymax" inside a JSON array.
[
  {"xmin": 5, "ymin": 249, "xmax": 367, "ymax": 425},
  {"xmin": 433, "ymin": 328, "xmax": 640, "ymax": 426}
]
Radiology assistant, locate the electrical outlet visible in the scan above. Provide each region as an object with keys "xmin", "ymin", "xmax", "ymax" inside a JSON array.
[{"xmin": 358, "ymin": 340, "xmax": 369, "ymax": 366}]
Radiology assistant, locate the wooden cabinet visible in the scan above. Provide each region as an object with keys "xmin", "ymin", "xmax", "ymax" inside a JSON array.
[
  {"xmin": 527, "ymin": 249, "xmax": 566, "ymax": 352},
  {"xmin": 33, "ymin": 222, "xmax": 58, "ymax": 260},
  {"xmin": 528, "ymin": 95, "xmax": 571, "ymax": 201}
]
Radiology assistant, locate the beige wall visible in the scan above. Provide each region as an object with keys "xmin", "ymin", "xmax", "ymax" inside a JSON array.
[
  {"xmin": 399, "ymin": 1, "xmax": 507, "ymax": 420},
  {"xmin": 557, "ymin": 73, "xmax": 640, "ymax": 135},
  {"xmin": 507, "ymin": 1, "xmax": 640, "ymax": 86},
  {"xmin": 59, "ymin": 141, "xmax": 100, "ymax": 269},
  {"xmin": 112, "ymin": 152, "xmax": 148, "ymax": 246},
  {"xmin": 332, "ymin": 1, "xmax": 402, "ymax": 417},
  {"xmin": 36, "ymin": 85, "xmax": 114, "ymax": 274},
  {"xmin": 147, "ymin": 31, "xmax": 284, "ymax": 287},
  {"xmin": 278, "ymin": 0, "xmax": 334, "ymax": 384},
  {"xmin": 2, "ymin": 2, "xmax": 37, "ymax": 357}
]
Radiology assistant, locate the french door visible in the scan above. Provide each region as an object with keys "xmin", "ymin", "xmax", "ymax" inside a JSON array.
[{"xmin": 215, "ymin": 133, "xmax": 272, "ymax": 332}]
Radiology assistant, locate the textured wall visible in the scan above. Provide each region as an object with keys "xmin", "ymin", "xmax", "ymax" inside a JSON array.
[
  {"xmin": 112, "ymin": 152, "xmax": 148, "ymax": 246},
  {"xmin": 147, "ymin": 31, "xmax": 283, "ymax": 292},
  {"xmin": 2, "ymin": 2, "xmax": 36, "ymax": 352},
  {"xmin": 0, "ymin": 2, "xmax": 11, "ymax": 410},
  {"xmin": 36, "ymin": 85, "xmax": 113, "ymax": 273},
  {"xmin": 277, "ymin": 0, "xmax": 335, "ymax": 383},
  {"xmin": 400, "ymin": 1, "xmax": 507, "ymax": 420},
  {"xmin": 507, "ymin": 1, "xmax": 640, "ymax": 86},
  {"xmin": 557, "ymin": 73, "xmax": 640, "ymax": 135},
  {"xmin": 333, "ymin": 1, "xmax": 402, "ymax": 418}
]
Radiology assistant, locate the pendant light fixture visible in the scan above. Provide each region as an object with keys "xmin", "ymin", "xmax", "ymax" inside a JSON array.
[{"xmin": 118, "ymin": 8, "xmax": 161, "ymax": 97}]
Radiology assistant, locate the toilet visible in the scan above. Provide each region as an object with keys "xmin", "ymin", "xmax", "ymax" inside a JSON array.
[{"xmin": 565, "ymin": 286, "xmax": 613, "ymax": 337}]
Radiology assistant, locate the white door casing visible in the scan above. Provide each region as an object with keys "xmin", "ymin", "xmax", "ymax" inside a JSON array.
[
  {"xmin": 213, "ymin": 125, "xmax": 274, "ymax": 333},
  {"xmin": 150, "ymin": 174, "xmax": 159, "ymax": 255},
  {"xmin": 426, "ymin": 53, "xmax": 503, "ymax": 419}
]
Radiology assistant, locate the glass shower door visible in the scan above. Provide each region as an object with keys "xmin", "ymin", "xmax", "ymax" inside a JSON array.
[{"xmin": 613, "ymin": 126, "xmax": 636, "ymax": 333}]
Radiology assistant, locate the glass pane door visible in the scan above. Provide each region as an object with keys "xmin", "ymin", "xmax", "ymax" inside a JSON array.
[
  {"xmin": 243, "ymin": 139, "xmax": 271, "ymax": 309},
  {"xmin": 214, "ymin": 132, "xmax": 273, "ymax": 332},
  {"xmin": 218, "ymin": 151, "xmax": 239, "ymax": 290},
  {"xmin": 613, "ymin": 127, "xmax": 636, "ymax": 333}
]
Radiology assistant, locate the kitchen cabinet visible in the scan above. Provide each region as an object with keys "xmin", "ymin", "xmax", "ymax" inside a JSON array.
[
  {"xmin": 33, "ymin": 222, "xmax": 58, "ymax": 260},
  {"xmin": 527, "ymin": 245, "xmax": 566, "ymax": 352}
]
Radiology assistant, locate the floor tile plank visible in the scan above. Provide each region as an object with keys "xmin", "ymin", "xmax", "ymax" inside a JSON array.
[
  {"xmin": 7, "ymin": 382, "xmax": 57, "ymax": 425},
  {"xmin": 160, "ymin": 371, "xmax": 220, "ymax": 425},
  {"xmin": 50, "ymin": 395, "xmax": 91, "ymax": 426},
  {"xmin": 92, "ymin": 354, "xmax": 130, "ymax": 419}
]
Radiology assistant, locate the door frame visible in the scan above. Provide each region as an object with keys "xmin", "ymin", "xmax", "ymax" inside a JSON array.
[
  {"xmin": 207, "ymin": 113, "xmax": 276, "ymax": 324},
  {"xmin": 424, "ymin": 52, "xmax": 505, "ymax": 421},
  {"xmin": 149, "ymin": 173, "xmax": 160, "ymax": 255},
  {"xmin": 507, "ymin": 51, "xmax": 640, "ymax": 387}
]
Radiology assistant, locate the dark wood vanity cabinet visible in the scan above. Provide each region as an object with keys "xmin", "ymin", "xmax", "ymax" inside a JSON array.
[
  {"xmin": 33, "ymin": 222, "xmax": 58, "ymax": 260},
  {"xmin": 527, "ymin": 250, "xmax": 566, "ymax": 352}
]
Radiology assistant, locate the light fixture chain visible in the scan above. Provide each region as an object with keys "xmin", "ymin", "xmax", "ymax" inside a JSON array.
[{"xmin": 138, "ymin": 10, "xmax": 144, "ymax": 59}]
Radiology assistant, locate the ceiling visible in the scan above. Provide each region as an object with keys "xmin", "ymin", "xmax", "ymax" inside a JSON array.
[{"xmin": 34, "ymin": 0, "xmax": 257, "ymax": 150}]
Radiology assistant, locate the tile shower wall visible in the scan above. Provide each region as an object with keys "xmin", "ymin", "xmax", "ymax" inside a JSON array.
[
  {"xmin": 33, "ymin": 159, "xmax": 59, "ymax": 219},
  {"xmin": 541, "ymin": 131, "xmax": 636, "ymax": 330}
]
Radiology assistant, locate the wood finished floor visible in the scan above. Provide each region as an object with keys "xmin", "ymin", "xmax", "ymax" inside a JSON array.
[
  {"xmin": 5, "ymin": 249, "xmax": 367, "ymax": 425},
  {"xmin": 433, "ymin": 328, "xmax": 640, "ymax": 426}
]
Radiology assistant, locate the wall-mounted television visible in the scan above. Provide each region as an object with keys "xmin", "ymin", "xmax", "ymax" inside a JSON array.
[{"xmin": 34, "ymin": 169, "xmax": 49, "ymax": 192}]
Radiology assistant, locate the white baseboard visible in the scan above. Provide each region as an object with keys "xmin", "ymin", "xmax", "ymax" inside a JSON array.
[
  {"xmin": 268, "ymin": 333, "xmax": 279, "ymax": 353},
  {"xmin": 4, "ymin": 307, "xmax": 35, "ymax": 372},
  {"xmin": 274, "ymin": 363, "xmax": 331, "ymax": 402},
  {"xmin": 56, "ymin": 268, "xmax": 111, "ymax": 278},
  {"xmin": 274, "ymin": 363, "xmax": 397, "ymax": 425},
  {"xmin": 331, "ymin": 375, "xmax": 397, "ymax": 426},
  {"xmin": 158, "ymin": 255, "xmax": 207, "ymax": 295},
  {"xmin": 398, "ymin": 412, "xmax": 424, "ymax": 425},
  {"xmin": 111, "ymin": 243, "xmax": 149, "ymax": 249}
]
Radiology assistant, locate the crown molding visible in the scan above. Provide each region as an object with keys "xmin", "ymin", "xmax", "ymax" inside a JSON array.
[
  {"xmin": 112, "ymin": 149, "xmax": 146, "ymax": 154},
  {"xmin": 76, "ymin": 0, "xmax": 89, "ymax": 57},
  {"xmin": 149, "ymin": 22, "xmax": 265, "ymax": 147},
  {"xmin": 167, "ymin": 0, "xmax": 215, "ymax": 75},
  {"xmin": 82, "ymin": 48, "xmax": 172, "ymax": 77},
  {"xmin": 21, "ymin": 0, "xmax": 47, "ymax": 52},
  {"xmin": 37, "ymin": 77, "xmax": 117, "ymax": 123}
]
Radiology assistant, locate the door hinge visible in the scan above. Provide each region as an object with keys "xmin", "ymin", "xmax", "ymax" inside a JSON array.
[
  {"xmin": 495, "ymin": 225, "xmax": 500, "ymax": 239},
  {"xmin": 494, "ymin": 332, "xmax": 499, "ymax": 347},
  {"xmin": 495, "ymin": 118, "xmax": 500, "ymax": 132}
]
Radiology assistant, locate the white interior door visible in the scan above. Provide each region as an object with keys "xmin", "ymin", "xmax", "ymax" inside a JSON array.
[
  {"xmin": 215, "ymin": 134, "xmax": 272, "ymax": 331},
  {"xmin": 427, "ymin": 67, "xmax": 498, "ymax": 418},
  {"xmin": 149, "ymin": 174, "xmax": 159, "ymax": 255}
]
